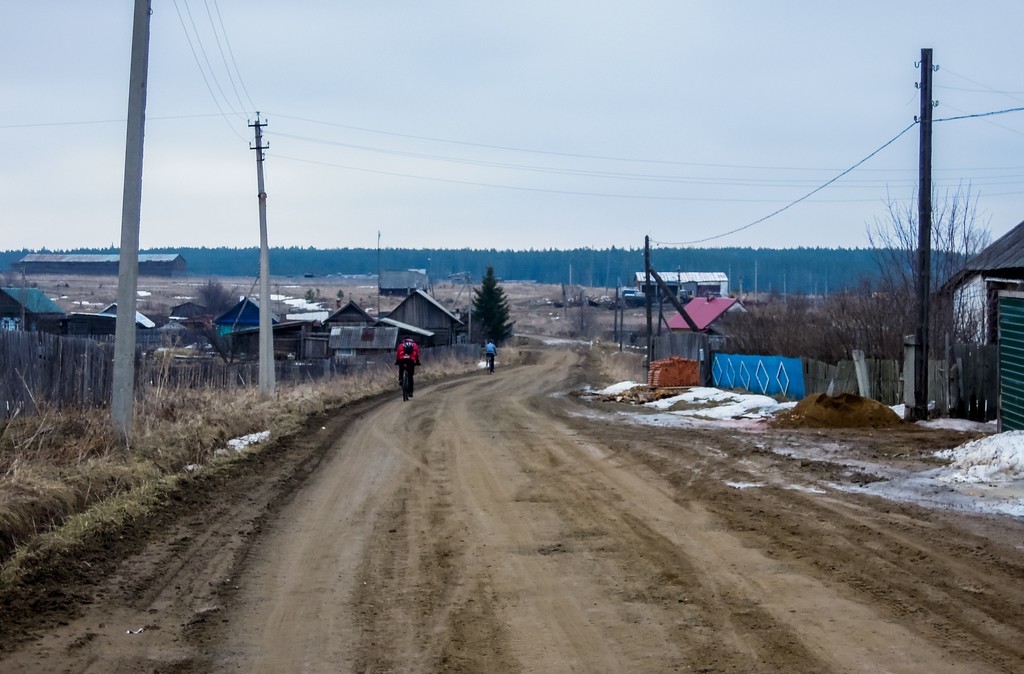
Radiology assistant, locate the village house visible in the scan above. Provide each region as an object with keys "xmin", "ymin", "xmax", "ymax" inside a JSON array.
[
  {"xmin": 0, "ymin": 287, "xmax": 64, "ymax": 332},
  {"xmin": 947, "ymin": 219, "xmax": 1024, "ymax": 344}
]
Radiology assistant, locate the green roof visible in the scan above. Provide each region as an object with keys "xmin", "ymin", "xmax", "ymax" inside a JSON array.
[{"xmin": 1, "ymin": 287, "xmax": 64, "ymax": 314}]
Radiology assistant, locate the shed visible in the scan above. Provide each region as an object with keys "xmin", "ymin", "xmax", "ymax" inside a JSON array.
[
  {"xmin": 385, "ymin": 289, "xmax": 464, "ymax": 346},
  {"xmin": 329, "ymin": 325, "xmax": 399, "ymax": 360}
]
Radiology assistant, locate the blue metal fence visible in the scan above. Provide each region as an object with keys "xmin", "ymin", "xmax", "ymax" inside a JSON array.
[{"xmin": 711, "ymin": 353, "xmax": 804, "ymax": 399}]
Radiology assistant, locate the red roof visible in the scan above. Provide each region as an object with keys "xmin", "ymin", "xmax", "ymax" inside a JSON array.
[{"xmin": 667, "ymin": 297, "xmax": 739, "ymax": 331}]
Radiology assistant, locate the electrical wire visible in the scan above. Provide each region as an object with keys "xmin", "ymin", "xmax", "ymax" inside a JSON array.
[
  {"xmin": 211, "ymin": 0, "xmax": 257, "ymax": 112},
  {"xmin": 652, "ymin": 121, "xmax": 919, "ymax": 246},
  {"xmin": 202, "ymin": 0, "xmax": 250, "ymax": 116},
  {"xmin": 171, "ymin": 0, "xmax": 247, "ymax": 141}
]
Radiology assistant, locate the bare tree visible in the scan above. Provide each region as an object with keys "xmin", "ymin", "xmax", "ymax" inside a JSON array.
[
  {"xmin": 726, "ymin": 185, "xmax": 990, "ymax": 363},
  {"xmin": 197, "ymin": 279, "xmax": 236, "ymax": 315},
  {"xmin": 866, "ymin": 183, "xmax": 990, "ymax": 349}
]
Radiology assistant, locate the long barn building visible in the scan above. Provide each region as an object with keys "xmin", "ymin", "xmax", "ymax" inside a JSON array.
[{"xmin": 14, "ymin": 253, "xmax": 186, "ymax": 277}]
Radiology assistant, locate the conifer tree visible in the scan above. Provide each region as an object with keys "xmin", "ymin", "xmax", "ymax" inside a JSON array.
[{"xmin": 471, "ymin": 265, "xmax": 513, "ymax": 342}]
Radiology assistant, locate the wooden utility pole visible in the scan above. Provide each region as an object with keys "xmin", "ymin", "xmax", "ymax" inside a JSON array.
[
  {"xmin": 250, "ymin": 113, "xmax": 275, "ymax": 397},
  {"xmin": 913, "ymin": 48, "xmax": 935, "ymax": 420},
  {"xmin": 644, "ymin": 236, "xmax": 653, "ymax": 369},
  {"xmin": 111, "ymin": 0, "xmax": 152, "ymax": 437}
]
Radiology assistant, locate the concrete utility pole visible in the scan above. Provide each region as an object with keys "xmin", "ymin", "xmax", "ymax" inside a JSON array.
[
  {"xmin": 111, "ymin": 0, "xmax": 152, "ymax": 437},
  {"xmin": 913, "ymin": 48, "xmax": 935, "ymax": 420},
  {"xmin": 250, "ymin": 113, "xmax": 275, "ymax": 397}
]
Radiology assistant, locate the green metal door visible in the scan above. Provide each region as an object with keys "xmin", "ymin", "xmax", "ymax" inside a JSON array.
[{"xmin": 999, "ymin": 295, "xmax": 1024, "ymax": 430}]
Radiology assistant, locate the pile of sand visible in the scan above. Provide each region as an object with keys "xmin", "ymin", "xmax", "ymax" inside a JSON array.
[{"xmin": 772, "ymin": 392, "xmax": 902, "ymax": 429}]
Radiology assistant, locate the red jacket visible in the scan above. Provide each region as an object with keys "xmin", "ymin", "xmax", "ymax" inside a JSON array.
[{"xmin": 396, "ymin": 339, "xmax": 420, "ymax": 364}]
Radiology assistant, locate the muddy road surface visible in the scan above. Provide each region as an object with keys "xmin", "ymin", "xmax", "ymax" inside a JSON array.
[{"xmin": 4, "ymin": 345, "xmax": 1024, "ymax": 672}]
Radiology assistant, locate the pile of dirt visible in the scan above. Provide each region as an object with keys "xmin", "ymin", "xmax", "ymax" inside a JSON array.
[{"xmin": 772, "ymin": 392, "xmax": 903, "ymax": 429}]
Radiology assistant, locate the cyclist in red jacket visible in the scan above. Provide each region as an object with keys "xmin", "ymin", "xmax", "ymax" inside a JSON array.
[{"xmin": 395, "ymin": 337, "xmax": 421, "ymax": 397}]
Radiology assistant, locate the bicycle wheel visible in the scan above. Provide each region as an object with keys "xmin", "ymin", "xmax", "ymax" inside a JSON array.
[{"xmin": 400, "ymin": 367, "xmax": 410, "ymax": 401}]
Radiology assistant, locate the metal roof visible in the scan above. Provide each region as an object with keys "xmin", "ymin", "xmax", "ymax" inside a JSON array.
[
  {"xmin": 376, "ymin": 317, "xmax": 434, "ymax": 337},
  {"xmin": 19, "ymin": 253, "xmax": 182, "ymax": 263},
  {"xmin": 634, "ymin": 271, "xmax": 728, "ymax": 284},
  {"xmin": 667, "ymin": 297, "xmax": 743, "ymax": 331},
  {"xmin": 328, "ymin": 325, "xmax": 399, "ymax": 350},
  {"xmin": 0, "ymin": 287, "xmax": 64, "ymax": 314},
  {"xmin": 965, "ymin": 219, "xmax": 1024, "ymax": 273}
]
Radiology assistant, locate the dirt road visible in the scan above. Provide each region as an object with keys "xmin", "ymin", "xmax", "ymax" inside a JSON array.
[{"xmin": 4, "ymin": 344, "xmax": 1024, "ymax": 672}]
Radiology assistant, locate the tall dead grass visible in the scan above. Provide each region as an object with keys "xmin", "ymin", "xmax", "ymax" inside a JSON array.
[{"xmin": 0, "ymin": 352, "xmax": 478, "ymax": 572}]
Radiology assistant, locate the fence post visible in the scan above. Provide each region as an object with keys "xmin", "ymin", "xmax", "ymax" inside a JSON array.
[{"xmin": 852, "ymin": 349, "xmax": 871, "ymax": 399}]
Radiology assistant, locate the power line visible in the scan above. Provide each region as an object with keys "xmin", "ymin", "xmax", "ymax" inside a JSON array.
[
  {"xmin": 210, "ymin": 0, "xmax": 257, "ymax": 112},
  {"xmin": 171, "ymin": 0, "xmax": 247, "ymax": 141},
  {"xmin": 653, "ymin": 121, "xmax": 919, "ymax": 246}
]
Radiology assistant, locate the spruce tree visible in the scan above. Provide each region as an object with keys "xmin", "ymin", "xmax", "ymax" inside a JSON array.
[{"xmin": 471, "ymin": 265, "xmax": 513, "ymax": 342}]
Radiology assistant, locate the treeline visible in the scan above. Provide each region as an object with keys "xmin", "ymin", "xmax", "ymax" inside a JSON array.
[{"xmin": 2, "ymin": 246, "xmax": 888, "ymax": 295}]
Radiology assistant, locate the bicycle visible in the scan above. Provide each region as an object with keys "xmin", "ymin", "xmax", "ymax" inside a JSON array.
[
  {"xmin": 398, "ymin": 361, "xmax": 415, "ymax": 401},
  {"xmin": 486, "ymin": 352, "xmax": 495, "ymax": 374},
  {"xmin": 401, "ymin": 362, "xmax": 413, "ymax": 399}
]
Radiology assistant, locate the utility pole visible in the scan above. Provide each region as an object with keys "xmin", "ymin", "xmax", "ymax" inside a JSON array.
[
  {"xmin": 913, "ymin": 48, "xmax": 935, "ymax": 420},
  {"xmin": 111, "ymin": 0, "xmax": 152, "ymax": 437},
  {"xmin": 377, "ymin": 230, "xmax": 381, "ymax": 316},
  {"xmin": 644, "ymin": 235, "xmax": 653, "ymax": 369},
  {"xmin": 250, "ymin": 113, "xmax": 275, "ymax": 397}
]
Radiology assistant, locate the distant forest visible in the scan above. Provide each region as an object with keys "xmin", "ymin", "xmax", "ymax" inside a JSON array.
[{"xmin": 1, "ymin": 246, "xmax": 890, "ymax": 295}]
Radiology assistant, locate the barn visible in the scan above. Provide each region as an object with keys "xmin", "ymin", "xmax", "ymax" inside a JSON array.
[{"xmin": 14, "ymin": 253, "xmax": 186, "ymax": 276}]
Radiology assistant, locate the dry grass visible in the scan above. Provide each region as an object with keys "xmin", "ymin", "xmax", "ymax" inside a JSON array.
[{"xmin": 0, "ymin": 351, "xmax": 479, "ymax": 576}]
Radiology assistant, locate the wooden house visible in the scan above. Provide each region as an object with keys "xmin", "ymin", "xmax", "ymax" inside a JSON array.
[
  {"xmin": 0, "ymin": 287, "xmax": 64, "ymax": 332},
  {"xmin": 385, "ymin": 290, "xmax": 464, "ymax": 346}
]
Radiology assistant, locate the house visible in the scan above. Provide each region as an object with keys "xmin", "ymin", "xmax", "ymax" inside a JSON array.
[
  {"xmin": 213, "ymin": 298, "xmax": 278, "ymax": 336},
  {"xmin": 385, "ymin": 289, "xmax": 464, "ymax": 347},
  {"xmin": 379, "ymin": 269, "xmax": 429, "ymax": 296},
  {"xmin": 948, "ymin": 220, "xmax": 1024, "ymax": 344},
  {"xmin": 634, "ymin": 271, "xmax": 729, "ymax": 299},
  {"xmin": 99, "ymin": 303, "xmax": 157, "ymax": 328},
  {"xmin": 325, "ymin": 300, "xmax": 375, "ymax": 326},
  {"xmin": 328, "ymin": 325, "xmax": 399, "ymax": 361},
  {"xmin": 666, "ymin": 297, "xmax": 745, "ymax": 334},
  {"xmin": 0, "ymin": 287, "xmax": 64, "ymax": 332},
  {"xmin": 14, "ymin": 253, "xmax": 186, "ymax": 276}
]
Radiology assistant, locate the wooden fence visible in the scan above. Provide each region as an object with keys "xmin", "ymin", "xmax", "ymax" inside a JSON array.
[{"xmin": 0, "ymin": 332, "xmax": 479, "ymax": 420}]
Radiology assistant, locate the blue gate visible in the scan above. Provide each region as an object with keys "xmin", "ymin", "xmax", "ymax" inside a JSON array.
[{"xmin": 712, "ymin": 353, "xmax": 804, "ymax": 399}]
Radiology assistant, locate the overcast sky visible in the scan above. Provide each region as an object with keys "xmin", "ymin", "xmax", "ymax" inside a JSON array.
[{"xmin": 4, "ymin": 1, "xmax": 1024, "ymax": 253}]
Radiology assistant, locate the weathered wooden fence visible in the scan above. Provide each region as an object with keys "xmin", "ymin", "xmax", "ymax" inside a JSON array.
[{"xmin": 1, "ymin": 332, "xmax": 480, "ymax": 420}]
